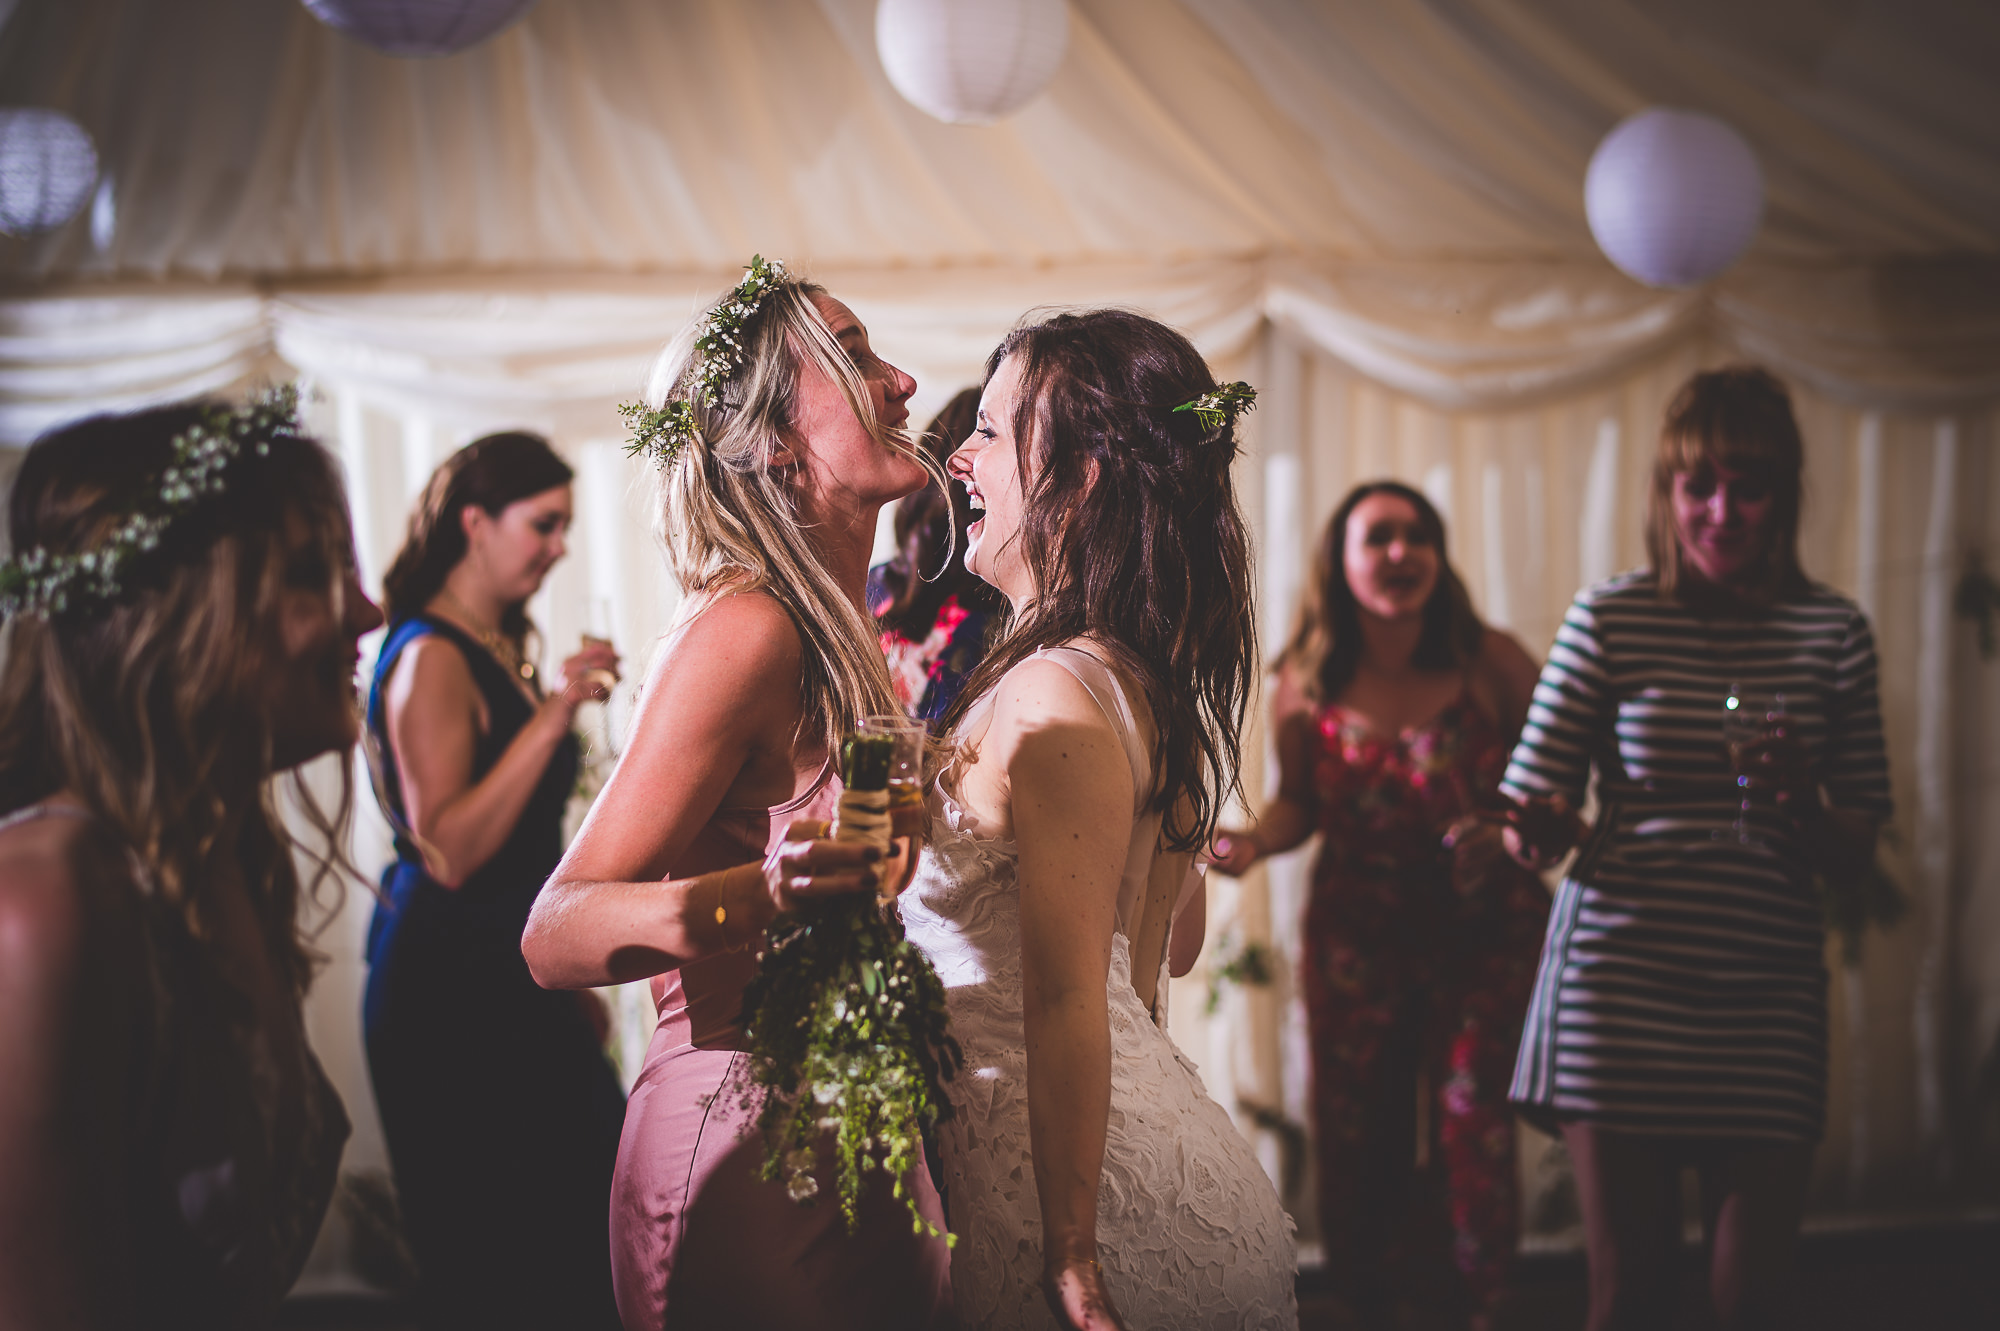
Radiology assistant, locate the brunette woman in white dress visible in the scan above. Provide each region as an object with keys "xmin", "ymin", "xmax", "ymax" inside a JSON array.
[{"xmin": 899, "ymin": 310, "xmax": 1297, "ymax": 1331}]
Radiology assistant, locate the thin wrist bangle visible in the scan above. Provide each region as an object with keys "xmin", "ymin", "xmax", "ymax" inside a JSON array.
[{"xmin": 710, "ymin": 873, "xmax": 732, "ymax": 951}]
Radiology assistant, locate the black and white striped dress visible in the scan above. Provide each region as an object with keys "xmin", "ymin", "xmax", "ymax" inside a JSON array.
[{"xmin": 1503, "ymin": 571, "xmax": 1891, "ymax": 1142}]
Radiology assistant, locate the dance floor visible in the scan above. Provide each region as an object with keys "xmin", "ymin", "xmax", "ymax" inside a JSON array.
[
  {"xmin": 1296, "ymin": 1212, "xmax": 2000, "ymax": 1331},
  {"xmin": 279, "ymin": 1213, "xmax": 1998, "ymax": 1331}
]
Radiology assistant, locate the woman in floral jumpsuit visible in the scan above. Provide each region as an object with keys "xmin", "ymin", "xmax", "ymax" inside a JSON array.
[{"xmin": 1214, "ymin": 481, "xmax": 1548, "ymax": 1329}]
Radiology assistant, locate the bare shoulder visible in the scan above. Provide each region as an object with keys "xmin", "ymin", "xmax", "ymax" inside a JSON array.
[
  {"xmin": 0, "ymin": 808, "xmax": 138, "ymax": 1017},
  {"xmin": 1479, "ymin": 628, "xmax": 1540, "ymax": 689},
  {"xmin": 0, "ymin": 810, "xmax": 90, "ymax": 973},
  {"xmin": 1269, "ymin": 659, "xmax": 1315, "ymax": 723},
  {"xmin": 991, "ymin": 654, "xmax": 1119, "ymax": 737},
  {"xmin": 629, "ymin": 589, "xmax": 807, "ymax": 757},
  {"xmin": 659, "ymin": 589, "xmax": 804, "ymax": 683},
  {"xmin": 1474, "ymin": 628, "xmax": 1542, "ymax": 733},
  {"xmin": 388, "ymin": 632, "xmax": 479, "ymax": 703}
]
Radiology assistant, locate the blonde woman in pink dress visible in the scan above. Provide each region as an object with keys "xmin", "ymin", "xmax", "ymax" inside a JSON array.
[{"xmin": 522, "ymin": 261, "xmax": 951, "ymax": 1330}]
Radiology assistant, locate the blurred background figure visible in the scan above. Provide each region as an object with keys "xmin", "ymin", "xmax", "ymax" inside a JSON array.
[
  {"xmin": 868, "ymin": 387, "xmax": 1003, "ymax": 728},
  {"xmin": 1501, "ymin": 368, "xmax": 1892, "ymax": 1331},
  {"xmin": 364, "ymin": 432, "xmax": 625, "ymax": 1331},
  {"xmin": 0, "ymin": 397, "xmax": 379, "ymax": 1327},
  {"xmin": 1213, "ymin": 481, "xmax": 1546, "ymax": 1331}
]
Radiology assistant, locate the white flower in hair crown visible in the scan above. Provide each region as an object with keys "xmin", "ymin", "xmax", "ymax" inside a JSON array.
[
  {"xmin": 1173, "ymin": 381, "xmax": 1257, "ymax": 434},
  {"xmin": 0, "ymin": 385, "xmax": 300, "ymax": 619},
  {"xmin": 622, "ymin": 254, "xmax": 791, "ymax": 468}
]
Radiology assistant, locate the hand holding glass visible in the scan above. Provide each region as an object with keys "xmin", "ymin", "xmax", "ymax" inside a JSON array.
[
  {"xmin": 1722, "ymin": 687, "xmax": 1790, "ymax": 843},
  {"xmin": 857, "ymin": 714, "xmax": 927, "ymax": 899}
]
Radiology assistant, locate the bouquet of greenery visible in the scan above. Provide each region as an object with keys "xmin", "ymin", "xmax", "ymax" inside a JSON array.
[{"xmin": 735, "ymin": 730, "xmax": 961, "ymax": 1238}]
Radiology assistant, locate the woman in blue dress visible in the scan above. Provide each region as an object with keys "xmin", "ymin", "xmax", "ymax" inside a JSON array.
[{"xmin": 364, "ymin": 432, "xmax": 626, "ymax": 1330}]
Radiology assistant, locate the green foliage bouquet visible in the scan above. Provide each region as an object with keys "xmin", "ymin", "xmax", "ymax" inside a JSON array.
[{"xmin": 735, "ymin": 732, "xmax": 961, "ymax": 1238}]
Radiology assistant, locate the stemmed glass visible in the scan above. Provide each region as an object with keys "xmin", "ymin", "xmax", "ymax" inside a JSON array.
[
  {"xmin": 582, "ymin": 596, "xmax": 620, "ymax": 760},
  {"xmin": 1721, "ymin": 684, "xmax": 1788, "ymax": 845}
]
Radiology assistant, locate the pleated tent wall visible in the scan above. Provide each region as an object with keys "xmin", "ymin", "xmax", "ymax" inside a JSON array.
[{"xmin": 2, "ymin": 0, "xmax": 1996, "ymax": 1283}]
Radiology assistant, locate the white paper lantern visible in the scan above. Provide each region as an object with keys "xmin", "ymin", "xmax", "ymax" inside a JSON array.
[
  {"xmin": 0, "ymin": 108, "xmax": 99, "ymax": 237},
  {"xmin": 876, "ymin": 0, "xmax": 1069, "ymax": 126},
  {"xmin": 302, "ymin": 0, "xmax": 537, "ymax": 58},
  {"xmin": 1585, "ymin": 108, "xmax": 1764, "ymax": 289}
]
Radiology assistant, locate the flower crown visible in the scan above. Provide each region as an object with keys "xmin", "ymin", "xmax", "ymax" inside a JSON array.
[
  {"xmin": 1173, "ymin": 381, "xmax": 1257, "ymax": 435},
  {"xmin": 623, "ymin": 254, "xmax": 792, "ymax": 468},
  {"xmin": 0, "ymin": 385, "xmax": 300, "ymax": 620}
]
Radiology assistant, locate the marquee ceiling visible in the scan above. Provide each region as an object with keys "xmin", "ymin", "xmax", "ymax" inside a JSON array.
[{"xmin": 0, "ymin": 0, "xmax": 1993, "ymax": 282}]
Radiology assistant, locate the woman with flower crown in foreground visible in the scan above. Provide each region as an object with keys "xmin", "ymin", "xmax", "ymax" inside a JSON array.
[
  {"xmin": 898, "ymin": 310, "xmax": 1298, "ymax": 1330},
  {"xmin": 521, "ymin": 260, "xmax": 952, "ymax": 1329},
  {"xmin": 0, "ymin": 395, "xmax": 381, "ymax": 1327}
]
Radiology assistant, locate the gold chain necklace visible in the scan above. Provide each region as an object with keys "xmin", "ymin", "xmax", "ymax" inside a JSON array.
[{"xmin": 437, "ymin": 589, "xmax": 539, "ymax": 686}]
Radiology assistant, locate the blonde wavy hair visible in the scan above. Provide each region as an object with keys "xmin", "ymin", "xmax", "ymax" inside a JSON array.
[
  {"xmin": 0, "ymin": 401, "xmax": 359, "ymax": 997},
  {"xmin": 644, "ymin": 275, "xmax": 943, "ymax": 755}
]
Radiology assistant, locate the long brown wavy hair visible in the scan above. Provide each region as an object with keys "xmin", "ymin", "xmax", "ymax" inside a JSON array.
[
  {"xmin": 940, "ymin": 309, "xmax": 1257, "ymax": 852},
  {"xmin": 1647, "ymin": 365, "xmax": 1810, "ymax": 604},
  {"xmin": 1278, "ymin": 480, "xmax": 1485, "ymax": 705},
  {"xmin": 0, "ymin": 401, "xmax": 359, "ymax": 996},
  {"xmin": 381, "ymin": 431, "xmax": 574, "ymax": 642}
]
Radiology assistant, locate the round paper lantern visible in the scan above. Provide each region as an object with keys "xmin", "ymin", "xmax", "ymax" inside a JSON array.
[
  {"xmin": 876, "ymin": 0, "xmax": 1069, "ymax": 126},
  {"xmin": 301, "ymin": 0, "xmax": 537, "ymax": 58},
  {"xmin": 1585, "ymin": 108, "xmax": 1764, "ymax": 289},
  {"xmin": 0, "ymin": 108, "xmax": 99, "ymax": 237}
]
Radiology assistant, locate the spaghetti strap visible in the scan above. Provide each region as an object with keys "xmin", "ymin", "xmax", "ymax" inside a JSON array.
[
  {"xmin": 0, "ymin": 800, "xmax": 94, "ymax": 834},
  {"xmin": 1028, "ymin": 645, "xmax": 1151, "ymax": 805},
  {"xmin": 0, "ymin": 800, "xmax": 158, "ymax": 895}
]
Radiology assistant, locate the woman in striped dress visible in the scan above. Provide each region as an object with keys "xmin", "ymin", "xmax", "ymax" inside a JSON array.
[{"xmin": 1501, "ymin": 367, "xmax": 1892, "ymax": 1331}]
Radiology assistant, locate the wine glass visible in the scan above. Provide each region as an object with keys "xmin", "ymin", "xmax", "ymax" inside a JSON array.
[
  {"xmin": 1721, "ymin": 683, "xmax": 1762, "ymax": 844},
  {"xmin": 582, "ymin": 597, "xmax": 620, "ymax": 759},
  {"xmin": 1721, "ymin": 686, "xmax": 1790, "ymax": 845}
]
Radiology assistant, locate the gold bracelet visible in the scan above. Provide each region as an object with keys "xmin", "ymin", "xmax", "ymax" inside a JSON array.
[{"xmin": 711, "ymin": 874, "xmax": 732, "ymax": 950}]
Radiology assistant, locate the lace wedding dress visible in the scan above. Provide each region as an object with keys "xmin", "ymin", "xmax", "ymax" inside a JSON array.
[{"xmin": 900, "ymin": 647, "xmax": 1297, "ymax": 1330}]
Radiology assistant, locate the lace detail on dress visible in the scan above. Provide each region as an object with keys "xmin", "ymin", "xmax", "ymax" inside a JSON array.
[{"xmin": 902, "ymin": 772, "xmax": 1297, "ymax": 1330}]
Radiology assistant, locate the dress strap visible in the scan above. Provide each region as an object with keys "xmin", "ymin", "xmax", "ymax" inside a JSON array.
[
  {"xmin": 717, "ymin": 754, "xmax": 837, "ymax": 820},
  {"xmin": 1028, "ymin": 645, "xmax": 1151, "ymax": 810},
  {"xmin": 0, "ymin": 800, "xmax": 158, "ymax": 895},
  {"xmin": 0, "ymin": 800, "xmax": 95, "ymax": 834}
]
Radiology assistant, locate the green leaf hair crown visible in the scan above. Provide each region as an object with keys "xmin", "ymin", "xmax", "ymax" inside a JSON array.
[
  {"xmin": 622, "ymin": 254, "xmax": 792, "ymax": 468},
  {"xmin": 0, "ymin": 385, "xmax": 300, "ymax": 620},
  {"xmin": 1173, "ymin": 380, "xmax": 1258, "ymax": 434}
]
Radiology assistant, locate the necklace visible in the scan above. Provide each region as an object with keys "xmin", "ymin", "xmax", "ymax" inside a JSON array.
[{"xmin": 437, "ymin": 588, "xmax": 539, "ymax": 687}]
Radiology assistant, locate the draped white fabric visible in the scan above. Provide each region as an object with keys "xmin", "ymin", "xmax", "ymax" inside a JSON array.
[
  {"xmin": 3, "ymin": 0, "xmax": 1997, "ymax": 407},
  {"xmin": 0, "ymin": 0, "xmax": 1995, "ymax": 1287}
]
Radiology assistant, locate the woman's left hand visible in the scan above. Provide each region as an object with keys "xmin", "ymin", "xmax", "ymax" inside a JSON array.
[
  {"xmin": 1044, "ymin": 1257, "xmax": 1127, "ymax": 1331},
  {"xmin": 1733, "ymin": 725, "xmax": 1820, "ymax": 822},
  {"xmin": 551, "ymin": 640, "xmax": 622, "ymax": 715},
  {"xmin": 760, "ymin": 817, "xmax": 923, "ymax": 910},
  {"xmin": 759, "ymin": 819, "xmax": 882, "ymax": 914},
  {"xmin": 1442, "ymin": 815, "xmax": 1507, "ymax": 897}
]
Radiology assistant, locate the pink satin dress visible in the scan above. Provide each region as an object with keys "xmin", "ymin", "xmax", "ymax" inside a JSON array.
[{"xmin": 608, "ymin": 760, "xmax": 954, "ymax": 1331}]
